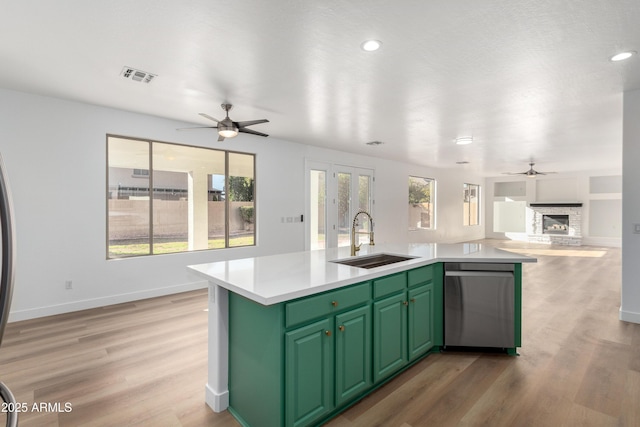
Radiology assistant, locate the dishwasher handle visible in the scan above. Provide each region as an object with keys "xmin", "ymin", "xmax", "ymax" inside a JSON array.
[{"xmin": 445, "ymin": 271, "xmax": 514, "ymax": 278}]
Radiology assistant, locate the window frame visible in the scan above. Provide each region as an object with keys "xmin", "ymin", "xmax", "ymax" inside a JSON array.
[
  {"xmin": 106, "ymin": 134, "xmax": 256, "ymax": 259},
  {"xmin": 408, "ymin": 175, "xmax": 436, "ymax": 231},
  {"xmin": 463, "ymin": 183, "xmax": 480, "ymax": 226}
]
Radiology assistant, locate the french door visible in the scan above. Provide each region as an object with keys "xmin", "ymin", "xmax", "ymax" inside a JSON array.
[{"xmin": 306, "ymin": 161, "xmax": 374, "ymax": 250}]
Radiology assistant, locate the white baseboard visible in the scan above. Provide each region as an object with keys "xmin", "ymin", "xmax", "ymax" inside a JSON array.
[
  {"xmin": 8, "ymin": 280, "xmax": 209, "ymax": 322},
  {"xmin": 582, "ymin": 236, "xmax": 622, "ymax": 247},
  {"xmin": 205, "ymin": 383, "xmax": 229, "ymax": 413},
  {"xmin": 620, "ymin": 308, "xmax": 640, "ymax": 324}
]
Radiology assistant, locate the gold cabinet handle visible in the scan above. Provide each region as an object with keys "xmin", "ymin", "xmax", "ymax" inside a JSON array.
[
  {"xmin": 339, "ymin": 325, "xmax": 345, "ymax": 332},
  {"xmin": 403, "ymin": 301, "xmax": 409, "ymax": 306},
  {"xmin": 325, "ymin": 330, "xmax": 332, "ymax": 336},
  {"xmin": 331, "ymin": 301, "xmax": 338, "ymax": 307},
  {"xmin": 410, "ymin": 298, "xmax": 416, "ymax": 303}
]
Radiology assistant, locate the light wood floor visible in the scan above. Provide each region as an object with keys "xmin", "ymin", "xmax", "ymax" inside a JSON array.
[{"xmin": 1, "ymin": 240, "xmax": 638, "ymax": 426}]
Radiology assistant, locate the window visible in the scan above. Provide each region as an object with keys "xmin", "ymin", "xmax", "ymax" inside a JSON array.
[
  {"xmin": 463, "ymin": 183, "xmax": 480, "ymax": 226},
  {"xmin": 107, "ymin": 135, "xmax": 255, "ymax": 258},
  {"xmin": 409, "ymin": 176, "xmax": 435, "ymax": 230}
]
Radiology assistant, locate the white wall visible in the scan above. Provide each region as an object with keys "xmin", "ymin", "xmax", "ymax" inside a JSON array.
[
  {"xmin": 622, "ymin": 89, "xmax": 640, "ymax": 324},
  {"xmin": 484, "ymin": 172, "xmax": 622, "ymax": 247},
  {"xmin": 0, "ymin": 88, "xmax": 484, "ymax": 320}
]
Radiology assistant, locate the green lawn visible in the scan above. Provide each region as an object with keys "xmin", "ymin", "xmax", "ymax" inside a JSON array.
[{"xmin": 109, "ymin": 236, "xmax": 255, "ymax": 258}]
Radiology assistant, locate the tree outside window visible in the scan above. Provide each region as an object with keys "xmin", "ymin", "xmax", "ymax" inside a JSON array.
[{"xmin": 409, "ymin": 176, "xmax": 435, "ymax": 230}]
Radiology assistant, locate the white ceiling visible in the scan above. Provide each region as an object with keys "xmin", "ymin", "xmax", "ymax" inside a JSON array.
[{"xmin": 2, "ymin": 1, "xmax": 639, "ymax": 177}]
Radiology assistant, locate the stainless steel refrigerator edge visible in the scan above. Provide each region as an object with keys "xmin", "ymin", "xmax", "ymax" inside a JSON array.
[
  {"xmin": 444, "ymin": 263, "xmax": 515, "ymax": 349},
  {"xmin": 0, "ymin": 153, "xmax": 18, "ymax": 427}
]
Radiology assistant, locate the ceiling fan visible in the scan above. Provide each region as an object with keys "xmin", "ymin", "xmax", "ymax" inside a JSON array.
[
  {"xmin": 503, "ymin": 162, "xmax": 557, "ymax": 178},
  {"xmin": 177, "ymin": 103, "xmax": 269, "ymax": 141}
]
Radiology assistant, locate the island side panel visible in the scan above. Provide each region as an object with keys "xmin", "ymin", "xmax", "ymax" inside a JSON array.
[
  {"xmin": 432, "ymin": 262, "xmax": 444, "ymax": 347},
  {"xmin": 228, "ymin": 292, "xmax": 285, "ymax": 427},
  {"xmin": 515, "ymin": 263, "xmax": 522, "ymax": 348},
  {"xmin": 206, "ymin": 283, "xmax": 230, "ymax": 412}
]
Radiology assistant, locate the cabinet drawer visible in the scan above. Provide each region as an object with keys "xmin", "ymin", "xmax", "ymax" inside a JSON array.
[
  {"xmin": 408, "ymin": 265, "xmax": 433, "ymax": 288},
  {"xmin": 373, "ymin": 272, "xmax": 407, "ymax": 299},
  {"xmin": 285, "ymin": 282, "xmax": 371, "ymax": 328}
]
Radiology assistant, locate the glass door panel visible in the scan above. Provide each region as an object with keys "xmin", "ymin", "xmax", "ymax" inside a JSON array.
[
  {"xmin": 337, "ymin": 172, "xmax": 352, "ymax": 247},
  {"xmin": 310, "ymin": 169, "xmax": 327, "ymax": 250},
  {"xmin": 357, "ymin": 174, "xmax": 372, "ymax": 245}
]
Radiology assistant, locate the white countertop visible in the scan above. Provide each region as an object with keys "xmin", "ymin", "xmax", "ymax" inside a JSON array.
[{"xmin": 187, "ymin": 242, "xmax": 536, "ymax": 305}]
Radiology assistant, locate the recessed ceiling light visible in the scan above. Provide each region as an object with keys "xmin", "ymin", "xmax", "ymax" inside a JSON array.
[
  {"xmin": 455, "ymin": 136, "xmax": 473, "ymax": 145},
  {"xmin": 610, "ymin": 51, "xmax": 637, "ymax": 62},
  {"xmin": 361, "ymin": 40, "xmax": 382, "ymax": 52}
]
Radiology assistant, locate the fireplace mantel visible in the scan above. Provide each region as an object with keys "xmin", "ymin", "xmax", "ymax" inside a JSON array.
[{"xmin": 529, "ymin": 203, "xmax": 583, "ymax": 208}]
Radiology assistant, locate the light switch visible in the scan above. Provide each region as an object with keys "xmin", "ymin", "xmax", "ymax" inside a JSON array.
[{"xmin": 634, "ymin": 224, "xmax": 640, "ymax": 234}]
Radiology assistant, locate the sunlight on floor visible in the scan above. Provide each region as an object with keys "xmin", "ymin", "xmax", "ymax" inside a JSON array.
[{"xmin": 499, "ymin": 248, "xmax": 607, "ymax": 258}]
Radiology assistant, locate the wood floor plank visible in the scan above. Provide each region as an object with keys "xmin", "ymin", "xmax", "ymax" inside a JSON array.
[{"xmin": 0, "ymin": 241, "xmax": 638, "ymax": 426}]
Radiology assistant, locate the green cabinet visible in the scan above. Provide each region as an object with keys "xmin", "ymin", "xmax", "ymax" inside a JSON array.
[
  {"xmin": 228, "ymin": 263, "xmax": 444, "ymax": 427},
  {"xmin": 285, "ymin": 318, "xmax": 334, "ymax": 427},
  {"xmin": 408, "ymin": 283, "xmax": 434, "ymax": 360},
  {"xmin": 373, "ymin": 292, "xmax": 408, "ymax": 382},
  {"xmin": 285, "ymin": 304, "xmax": 372, "ymax": 427},
  {"xmin": 334, "ymin": 305, "xmax": 372, "ymax": 405},
  {"xmin": 372, "ymin": 266, "xmax": 438, "ymax": 383}
]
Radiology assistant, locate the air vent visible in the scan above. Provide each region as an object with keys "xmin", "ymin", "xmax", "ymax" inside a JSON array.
[
  {"xmin": 121, "ymin": 66, "xmax": 157, "ymax": 83},
  {"xmin": 366, "ymin": 140, "xmax": 384, "ymax": 146}
]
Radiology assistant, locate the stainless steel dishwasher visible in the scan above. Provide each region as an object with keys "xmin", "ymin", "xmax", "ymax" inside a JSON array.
[{"xmin": 444, "ymin": 263, "xmax": 515, "ymax": 349}]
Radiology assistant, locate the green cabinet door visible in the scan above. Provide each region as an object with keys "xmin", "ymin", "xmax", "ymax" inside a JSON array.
[
  {"xmin": 335, "ymin": 305, "xmax": 372, "ymax": 406},
  {"xmin": 408, "ymin": 283, "xmax": 434, "ymax": 360},
  {"xmin": 373, "ymin": 292, "xmax": 408, "ymax": 383},
  {"xmin": 286, "ymin": 318, "xmax": 334, "ymax": 427}
]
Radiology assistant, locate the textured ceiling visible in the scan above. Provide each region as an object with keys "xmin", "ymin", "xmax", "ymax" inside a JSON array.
[{"xmin": 1, "ymin": 0, "xmax": 639, "ymax": 176}]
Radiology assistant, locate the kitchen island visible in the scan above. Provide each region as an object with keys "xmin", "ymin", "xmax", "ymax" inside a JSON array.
[{"xmin": 188, "ymin": 242, "xmax": 535, "ymax": 427}]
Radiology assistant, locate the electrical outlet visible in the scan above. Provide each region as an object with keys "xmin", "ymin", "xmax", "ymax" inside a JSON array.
[{"xmin": 65, "ymin": 280, "xmax": 73, "ymax": 290}]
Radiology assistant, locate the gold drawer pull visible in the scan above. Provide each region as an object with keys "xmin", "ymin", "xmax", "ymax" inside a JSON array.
[
  {"xmin": 331, "ymin": 301, "xmax": 338, "ymax": 307},
  {"xmin": 339, "ymin": 325, "xmax": 345, "ymax": 332},
  {"xmin": 325, "ymin": 330, "xmax": 332, "ymax": 336}
]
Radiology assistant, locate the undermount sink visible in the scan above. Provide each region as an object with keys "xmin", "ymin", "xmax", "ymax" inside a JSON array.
[{"xmin": 330, "ymin": 253, "xmax": 418, "ymax": 269}]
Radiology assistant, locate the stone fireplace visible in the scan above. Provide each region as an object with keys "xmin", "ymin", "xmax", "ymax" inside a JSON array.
[{"xmin": 528, "ymin": 203, "xmax": 582, "ymax": 246}]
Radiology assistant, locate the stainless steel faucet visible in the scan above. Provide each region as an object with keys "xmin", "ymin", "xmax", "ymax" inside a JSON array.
[{"xmin": 351, "ymin": 210, "xmax": 375, "ymax": 256}]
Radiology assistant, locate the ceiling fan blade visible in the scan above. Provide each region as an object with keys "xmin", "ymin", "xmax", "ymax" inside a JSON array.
[
  {"xmin": 239, "ymin": 128, "xmax": 269, "ymax": 137},
  {"xmin": 236, "ymin": 119, "xmax": 269, "ymax": 128},
  {"xmin": 217, "ymin": 134, "xmax": 226, "ymax": 142},
  {"xmin": 199, "ymin": 113, "xmax": 221, "ymax": 123},
  {"xmin": 177, "ymin": 126, "xmax": 218, "ymax": 131}
]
